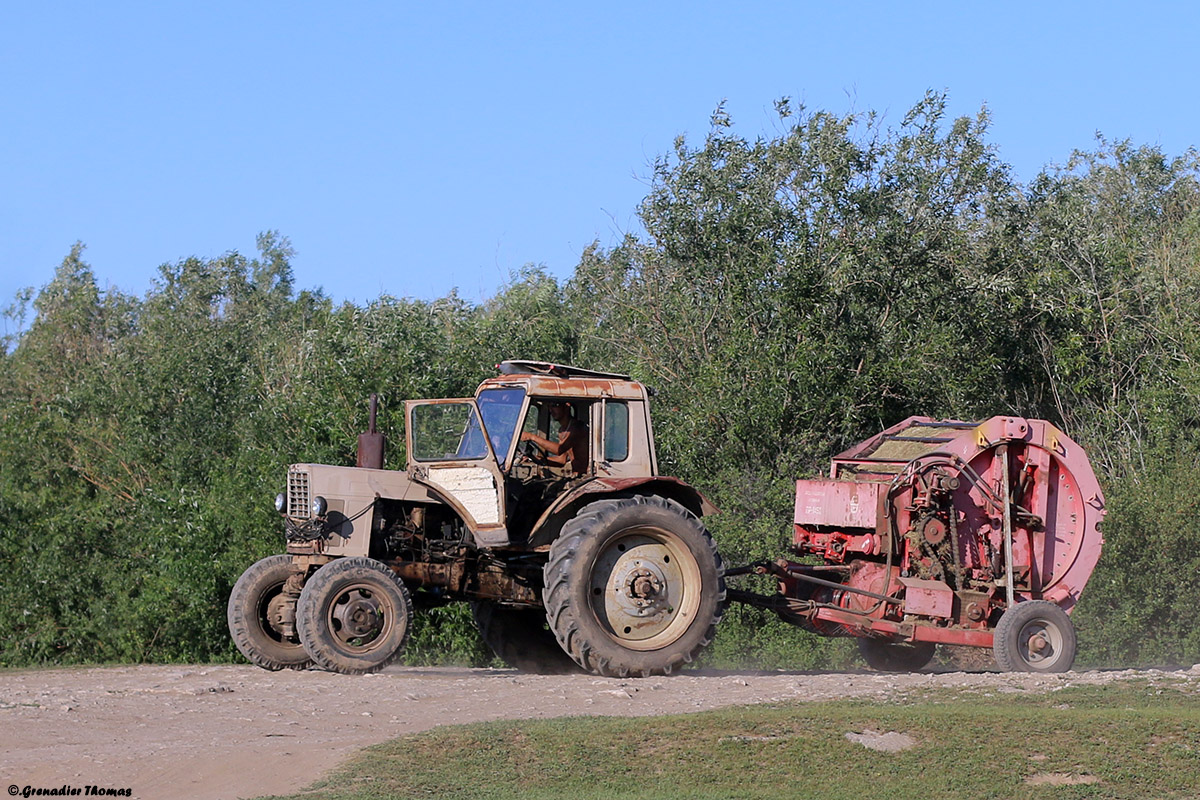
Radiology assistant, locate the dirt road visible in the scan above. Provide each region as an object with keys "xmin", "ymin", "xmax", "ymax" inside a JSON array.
[{"xmin": 2, "ymin": 663, "xmax": 1196, "ymax": 800}]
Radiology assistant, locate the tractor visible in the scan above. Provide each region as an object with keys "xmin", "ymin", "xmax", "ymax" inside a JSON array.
[{"xmin": 228, "ymin": 360, "xmax": 725, "ymax": 677}]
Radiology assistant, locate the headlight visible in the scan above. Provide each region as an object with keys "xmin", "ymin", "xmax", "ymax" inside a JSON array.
[
  {"xmin": 275, "ymin": 492, "xmax": 286, "ymax": 513},
  {"xmin": 311, "ymin": 496, "xmax": 328, "ymax": 517}
]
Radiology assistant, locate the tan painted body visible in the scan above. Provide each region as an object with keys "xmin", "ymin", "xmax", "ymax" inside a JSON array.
[
  {"xmin": 280, "ymin": 361, "xmax": 711, "ymax": 560},
  {"xmin": 235, "ymin": 362, "xmax": 723, "ymax": 677}
]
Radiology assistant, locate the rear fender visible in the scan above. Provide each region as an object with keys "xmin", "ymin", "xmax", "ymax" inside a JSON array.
[{"xmin": 527, "ymin": 477, "xmax": 718, "ymax": 548}]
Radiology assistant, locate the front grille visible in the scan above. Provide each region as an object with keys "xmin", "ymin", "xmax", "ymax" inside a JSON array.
[{"xmin": 287, "ymin": 468, "xmax": 311, "ymax": 518}]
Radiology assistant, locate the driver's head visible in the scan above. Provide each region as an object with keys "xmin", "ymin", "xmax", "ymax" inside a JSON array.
[{"xmin": 548, "ymin": 402, "xmax": 571, "ymax": 422}]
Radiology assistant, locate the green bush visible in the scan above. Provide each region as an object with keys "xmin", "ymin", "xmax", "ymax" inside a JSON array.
[{"xmin": 3, "ymin": 95, "xmax": 1199, "ymax": 669}]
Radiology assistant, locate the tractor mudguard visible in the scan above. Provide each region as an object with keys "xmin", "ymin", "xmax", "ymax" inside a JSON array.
[{"xmin": 527, "ymin": 476, "xmax": 718, "ymax": 548}]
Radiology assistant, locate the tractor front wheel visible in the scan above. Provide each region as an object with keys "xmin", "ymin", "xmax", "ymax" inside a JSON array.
[
  {"xmin": 543, "ymin": 496, "xmax": 725, "ymax": 677},
  {"xmin": 227, "ymin": 555, "xmax": 312, "ymax": 671},
  {"xmin": 296, "ymin": 557, "xmax": 413, "ymax": 674}
]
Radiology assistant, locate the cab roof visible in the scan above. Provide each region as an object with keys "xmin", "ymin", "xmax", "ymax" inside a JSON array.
[
  {"xmin": 496, "ymin": 360, "xmax": 632, "ymax": 380},
  {"xmin": 480, "ymin": 360, "xmax": 650, "ymax": 400}
]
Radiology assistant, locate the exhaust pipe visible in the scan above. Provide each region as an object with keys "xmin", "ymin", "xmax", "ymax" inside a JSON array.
[{"xmin": 356, "ymin": 393, "xmax": 386, "ymax": 469}]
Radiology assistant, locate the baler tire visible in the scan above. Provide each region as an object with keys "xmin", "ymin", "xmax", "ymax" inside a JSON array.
[
  {"xmin": 993, "ymin": 600, "xmax": 1076, "ymax": 673},
  {"xmin": 296, "ymin": 556, "xmax": 413, "ymax": 675},
  {"xmin": 857, "ymin": 638, "xmax": 936, "ymax": 672},
  {"xmin": 543, "ymin": 495, "xmax": 725, "ymax": 678},
  {"xmin": 469, "ymin": 601, "xmax": 581, "ymax": 674},
  {"xmin": 227, "ymin": 555, "xmax": 312, "ymax": 671}
]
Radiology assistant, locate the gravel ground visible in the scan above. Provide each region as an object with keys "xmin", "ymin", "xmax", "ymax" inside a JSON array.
[{"xmin": 2, "ymin": 663, "xmax": 1197, "ymax": 800}]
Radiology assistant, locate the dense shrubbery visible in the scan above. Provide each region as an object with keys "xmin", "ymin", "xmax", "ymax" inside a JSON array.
[{"xmin": 2, "ymin": 93, "xmax": 1198, "ymax": 668}]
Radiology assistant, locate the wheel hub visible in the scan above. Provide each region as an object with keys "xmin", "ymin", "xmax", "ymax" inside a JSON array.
[
  {"xmin": 266, "ymin": 593, "xmax": 292, "ymax": 634},
  {"xmin": 1019, "ymin": 621, "xmax": 1063, "ymax": 666},
  {"xmin": 589, "ymin": 529, "xmax": 700, "ymax": 647},
  {"xmin": 613, "ymin": 559, "xmax": 671, "ymax": 618},
  {"xmin": 331, "ymin": 589, "xmax": 384, "ymax": 644},
  {"xmin": 624, "ymin": 567, "xmax": 665, "ymax": 609}
]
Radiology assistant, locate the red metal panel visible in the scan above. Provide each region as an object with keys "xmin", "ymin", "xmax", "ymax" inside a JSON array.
[
  {"xmin": 898, "ymin": 577, "xmax": 954, "ymax": 618},
  {"xmin": 794, "ymin": 480, "xmax": 884, "ymax": 529}
]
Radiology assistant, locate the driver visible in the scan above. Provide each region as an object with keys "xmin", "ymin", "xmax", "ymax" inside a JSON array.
[{"xmin": 520, "ymin": 402, "xmax": 589, "ymax": 475}]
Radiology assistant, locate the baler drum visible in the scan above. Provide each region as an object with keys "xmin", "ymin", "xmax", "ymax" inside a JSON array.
[{"xmin": 959, "ymin": 432, "xmax": 1104, "ymax": 608}]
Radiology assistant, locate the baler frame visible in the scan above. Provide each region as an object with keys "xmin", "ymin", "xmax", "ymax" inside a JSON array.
[{"xmin": 727, "ymin": 415, "xmax": 1105, "ymax": 671}]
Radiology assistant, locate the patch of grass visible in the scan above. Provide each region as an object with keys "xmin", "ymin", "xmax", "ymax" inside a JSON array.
[{"xmin": 259, "ymin": 680, "xmax": 1200, "ymax": 800}]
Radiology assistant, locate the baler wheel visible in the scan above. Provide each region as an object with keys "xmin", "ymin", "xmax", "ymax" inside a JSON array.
[
  {"xmin": 857, "ymin": 638, "xmax": 937, "ymax": 672},
  {"xmin": 543, "ymin": 495, "xmax": 725, "ymax": 677},
  {"xmin": 296, "ymin": 556, "xmax": 413, "ymax": 674},
  {"xmin": 993, "ymin": 600, "xmax": 1076, "ymax": 673},
  {"xmin": 469, "ymin": 601, "xmax": 580, "ymax": 674},
  {"xmin": 227, "ymin": 555, "xmax": 312, "ymax": 671}
]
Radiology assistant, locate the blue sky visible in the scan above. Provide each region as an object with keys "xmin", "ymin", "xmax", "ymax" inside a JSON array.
[{"xmin": 2, "ymin": 1, "xmax": 1197, "ymax": 320}]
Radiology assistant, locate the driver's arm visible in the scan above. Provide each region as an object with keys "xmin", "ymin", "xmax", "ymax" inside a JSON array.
[{"xmin": 521, "ymin": 428, "xmax": 575, "ymax": 456}]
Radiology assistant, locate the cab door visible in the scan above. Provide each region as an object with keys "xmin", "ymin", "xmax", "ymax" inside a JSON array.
[{"xmin": 405, "ymin": 398, "xmax": 508, "ymax": 546}]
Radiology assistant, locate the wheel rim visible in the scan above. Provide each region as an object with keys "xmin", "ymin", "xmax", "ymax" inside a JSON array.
[
  {"xmin": 1016, "ymin": 617, "xmax": 1066, "ymax": 668},
  {"xmin": 326, "ymin": 583, "xmax": 395, "ymax": 654},
  {"xmin": 589, "ymin": 527, "xmax": 703, "ymax": 651}
]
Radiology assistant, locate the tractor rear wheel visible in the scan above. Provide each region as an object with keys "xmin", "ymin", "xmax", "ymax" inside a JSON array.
[
  {"xmin": 993, "ymin": 600, "xmax": 1076, "ymax": 673},
  {"xmin": 543, "ymin": 496, "xmax": 725, "ymax": 677},
  {"xmin": 470, "ymin": 601, "xmax": 580, "ymax": 674},
  {"xmin": 227, "ymin": 555, "xmax": 312, "ymax": 671},
  {"xmin": 857, "ymin": 638, "xmax": 936, "ymax": 672},
  {"xmin": 296, "ymin": 556, "xmax": 413, "ymax": 674}
]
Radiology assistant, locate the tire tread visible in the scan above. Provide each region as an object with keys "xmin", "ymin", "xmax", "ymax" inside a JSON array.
[
  {"xmin": 227, "ymin": 554, "xmax": 312, "ymax": 671},
  {"xmin": 296, "ymin": 556, "xmax": 413, "ymax": 675},
  {"xmin": 542, "ymin": 495, "xmax": 725, "ymax": 678}
]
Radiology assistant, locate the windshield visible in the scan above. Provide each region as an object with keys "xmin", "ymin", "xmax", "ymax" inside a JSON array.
[{"xmin": 477, "ymin": 387, "xmax": 526, "ymax": 465}]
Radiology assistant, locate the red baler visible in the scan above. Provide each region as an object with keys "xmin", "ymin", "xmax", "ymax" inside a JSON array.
[{"xmin": 729, "ymin": 416, "xmax": 1105, "ymax": 672}]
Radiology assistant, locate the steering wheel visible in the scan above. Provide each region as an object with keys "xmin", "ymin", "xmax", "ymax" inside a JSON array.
[{"xmin": 516, "ymin": 438, "xmax": 542, "ymax": 464}]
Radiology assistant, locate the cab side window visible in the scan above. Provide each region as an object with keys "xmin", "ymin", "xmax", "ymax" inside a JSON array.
[{"xmin": 604, "ymin": 401, "xmax": 629, "ymax": 462}]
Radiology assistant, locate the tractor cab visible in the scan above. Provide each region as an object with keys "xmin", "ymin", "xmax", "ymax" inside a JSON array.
[{"xmin": 404, "ymin": 360, "xmax": 659, "ymax": 545}]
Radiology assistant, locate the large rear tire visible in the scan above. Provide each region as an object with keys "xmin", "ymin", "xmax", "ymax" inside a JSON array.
[
  {"xmin": 543, "ymin": 496, "xmax": 725, "ymax": 677},
  {"xmin": 296, "ymin": 556, "xmax": 413, "ymax": 675},
  {"xmin": 227, "ymin": 555, "xmax": 312, "ymax": 671},
  {"xmin": 993, "ymin": 600, "xmax": 1076, "ymax": 673},
  {"xmin": 470, "ymin": 601, "xmax": 580, "ymax": 674}
]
